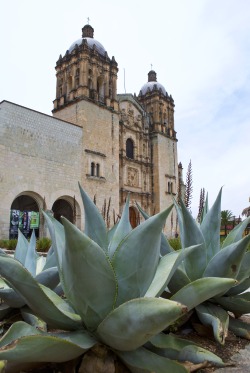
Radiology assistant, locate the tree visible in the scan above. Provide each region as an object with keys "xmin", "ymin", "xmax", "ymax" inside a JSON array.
[
  {"xmin": 221, "ymin": 210, "xmax": 233, "ymax": 236},
  {"xmin": 184, "ymin": 160, "xmax": 193, "ymax": 210}
]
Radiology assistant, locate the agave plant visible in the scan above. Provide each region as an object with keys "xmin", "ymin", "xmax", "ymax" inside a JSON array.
[
  {"xmin": 167, "ymin": 189, "xmax": 250, "ymax": 344},
  {"xmin": 0, "ymin": 229, "xmax": 59, "ymax": 324},
  {"xmin": 0, "ymin": 185, "xmax": 234, "ymax": 372}
]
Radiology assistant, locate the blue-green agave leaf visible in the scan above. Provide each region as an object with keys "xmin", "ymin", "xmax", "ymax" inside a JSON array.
[
  {"xmin": 24, "ymin": 230, "xmax": 38, "ymax": 277},
  {"xmin": 0, "ymin": 322, "xmax": 96, "ymax": 363},
  {"xmin": 226, "ymin": 277, "xmax": 250, "ymax": 296},
  {"xmin": 0, "ymin": 303, "xmax": 12, "ymax": 320},
  {"xmin": 215, "ymin": 292, "xmax": 250, "ymax": 317},
  {"xmin": 171, "ymin": 277, "xmax": 236, "ymax": 311},
  {"xmin": 222, "ymin": 216, "xmax": 250, "ymax": 248},
  {"xmin": 107, "ymin": 223, "xmax": 118, "ymax": 244},
  {"xmin": 35, "ymin": 267, "xmax": 60, "ymax": 290},
  {"xmin": 0, "ymin": 253, "xmax": 81, "ymax": 330},
  {"xmin": 14, "ymin": 229, "xmax": 28, "ymax": 265},
  {"xmin": 21, "ymin": 307, "xmax": 47, "ymax": 331},
  {"xmin": 136, "ymin": 202, "xmax": 174, "ymax": 254},
  {"xmin": 149, "ymin": 333, "xmax": 224, "ymax": 366},
  {"xmin": 108, "ymin": 195, "xmax": 132, "ymax": 257},
  {"xmin": 43, "ymin": 211, "xmax": 66, "ymax": 289},
  {"xmin": 236, "ymin": 251, "xmax": 250, "ymax": 282},
  {"xmin": 61, "ymin": 217, "xmax": 117, "ymax": 331},
  {"xmin": 203, "ymin": 235, "xmax": 250, "ymax": 279},
  {"xmin": 97, "ymin": 297, "xmax": 187, "ymax": 351},
  {"xmin": 78, "ymin": 183, "xmax": 108, "ymax": 251},
  {"xmin": 0, "ymin": 288, "xmax": 25, "ymax": 308},
  {"xmin": 200, "ymin": 193, "xmax": 209, "ymax": 224},
  {"xmin": 196, "ymin": 302, "xmax": 229, "ymax": 344},
  {"xmin": 200, "ymin": 188, "xmax": 222, "ymax": 261},
  {"xmin": 174, "ymin": 199, "xmax": 206, "ymax": 280},
  {"xmin": 168, "ymin": 267, "xmax": 191, "ymax": 294},
  {"xmin": 117, "ymin": 347, "xmax": 188, "ymax": 373},
  {"xmin": 43, "ymin": 251, "xmax": 57, "ymax": 270},
  {"xmin": 229, "ymin": 316, "xmax": 250, "ymax": 339},
  {"xmin": 112, "ymin": 205, "xmax": 173, "ymax": 306}
]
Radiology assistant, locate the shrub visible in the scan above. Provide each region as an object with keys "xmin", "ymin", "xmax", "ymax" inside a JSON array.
[{"xmin": 36, "ymin": 237, "xmax": 51, "ymax": 252}]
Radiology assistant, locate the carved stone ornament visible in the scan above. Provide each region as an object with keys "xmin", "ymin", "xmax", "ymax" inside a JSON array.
[{"xmin": 127, "ymin": 167, "xmax": 139, "ymax": 187}]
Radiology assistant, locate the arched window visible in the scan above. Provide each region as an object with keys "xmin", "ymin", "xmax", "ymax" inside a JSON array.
[
  {"xmin": 96, "ymin": 163, "xmax": 100, "ymax": 177},
  {"xmin": 126, "ymin": 138, "xmax": 134, "ymax": 159},
  {"xmin": 91, "ymin": 162, "xmax": 95, "ymax": 176}
]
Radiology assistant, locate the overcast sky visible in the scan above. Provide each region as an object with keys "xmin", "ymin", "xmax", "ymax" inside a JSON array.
[{"xmin": 1, "ymin": 0, "xmax": 250, "ymax": 218}]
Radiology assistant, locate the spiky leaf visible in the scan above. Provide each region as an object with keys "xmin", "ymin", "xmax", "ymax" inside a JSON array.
[
  {"xmin": 171, "ymin": 277, "xmax": 236, "ymax": 311},
  {"xmin": 0, "ymin": 253, "xmax": 81, "ymax": 330},
  {"xmin": 61, "ymin": 217, "xmax": 117, "ymax": 331},
  {"xmin": 112, "ymin": 206, "xmax": 173, "ymax": 306},
  {"xmin": 222, "ymin": 216, "xmax": 250, "ymax": 248},
  {"xmin": 226, "ymin": 277, "xmax": 250, "ymax": 296},
  {"xmin": 24, "ymin": 230, "xmax": 38, "ymax": 276},
  {"xmin": 108, "ymin": 195, "xmax": 132, "ymax": 257},
  {"xmin": 0, "ymin": 322, "xmax": 96, "ymax": 363},
  {"xmin": 229, "ymin": 316, "xmax": 250, "ymax": 339},
  {"xmin": 97, "ymin": 298, "xmax": 187, "ymax": 351},
  {"xmin": 215, "ymin": 292, "xmax": 250, "ymax": 317},
  {"xmin": 118, "ymin": 347, "xmax": 188, "ymax": 373},
  {"xmin": 167, "ymin": 267, "xmax": 191, "ymax": 294},
  {"xmin": 35, "ymin": 267, "xmax": 60, "ymax": 289},
  {"xmin": 200, "ymin": 188, "xmax": 222, "ymax": 261},
  {"xmin": 203, "ymin": 235, "xmax": 250, "ymax": 279},
  {"xmin": 196, "ymin": 302, "xmax": 229, "ymax": 344},
  {"xmin": 14, "ymin": 230, "xmax": 28, "ymax": 265},
  {"xmin": 79, "ymin": 183, "xmax": 108, "ymax": 251}
]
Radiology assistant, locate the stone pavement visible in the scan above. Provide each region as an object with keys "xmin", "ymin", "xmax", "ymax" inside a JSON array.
[{"xmin": 213, "ymin": 344, "xmax": 250, "ymax": 372}]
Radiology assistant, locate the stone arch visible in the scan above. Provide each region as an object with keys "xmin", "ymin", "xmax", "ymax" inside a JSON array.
[
  {"xmin": 10, "ymin": 191, "xmax": 45, "ymax": 239},
  {"xmin": 51, "ymin": 195, "xmax": 81, "ymax": 228}
]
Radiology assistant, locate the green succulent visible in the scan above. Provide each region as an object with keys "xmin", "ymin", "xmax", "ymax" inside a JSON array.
[
  {"xmin": 168, "ymin": 188, "xmax": 250, "ymax": 344},
  {"xmin": 0, "ymin": 185, "xmax": 233, "ymax": 372},
  {"xmin": 0, "ymin": 229, "xmax": 59, "ymax": 325}
]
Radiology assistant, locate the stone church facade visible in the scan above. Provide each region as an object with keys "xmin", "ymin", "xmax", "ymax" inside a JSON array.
[{"xmin": 0, "ymin": 24, "xmax": 184, "ymax": 239}]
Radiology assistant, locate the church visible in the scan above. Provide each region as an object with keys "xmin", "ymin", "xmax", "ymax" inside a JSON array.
[{"xmin": 0, "ymin": 23, "xmax": 185, "ymax": 239}]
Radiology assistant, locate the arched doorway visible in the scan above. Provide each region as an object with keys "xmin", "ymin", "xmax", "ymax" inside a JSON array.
[
  {"xmin": 52, "ymin": 199, "xmax": 74, "ymax": 223},
  {"xmin": 10, "ymin": 195, "xmax": 40, "ymax": 239},
  {"xmin": 129, "ymin": 206, "xmax": 138, "ymax": 229}
]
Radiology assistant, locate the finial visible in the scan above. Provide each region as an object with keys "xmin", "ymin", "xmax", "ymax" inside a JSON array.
[
  {"xmin": 87, "ymin": 17, "xmax": 90, "ymax": 25},
  {"xmin": 150, "ymin": 64, "xmax": 153, "ymax": 70}
]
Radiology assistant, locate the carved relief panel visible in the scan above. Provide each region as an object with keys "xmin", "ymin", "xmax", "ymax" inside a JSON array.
[{"xmin": 127, "ymin": 167, "xmax": 139, "ymax": 187}]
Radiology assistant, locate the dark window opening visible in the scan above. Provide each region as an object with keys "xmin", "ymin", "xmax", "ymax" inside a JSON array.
[{"xmin": 126, "ymin": 138, "xmax": 134, "ymax": 159}]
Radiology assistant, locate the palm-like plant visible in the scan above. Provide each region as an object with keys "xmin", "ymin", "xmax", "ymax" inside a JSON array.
[
  {"xmin": 0, "ymin": 185, "xmax": 234, "ymax": 372},
  {"xmin": 221, "ymin": 209, "xmax": 234, "ymax": 236}
]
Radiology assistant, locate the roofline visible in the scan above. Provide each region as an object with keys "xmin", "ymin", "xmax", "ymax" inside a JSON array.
[
  {"xmin": 117, "ymin": 93, "xmax": 145, "ymax": 114},
  {"xmin": 0, "ymin": 100, "xmax": 80, "ymax": 128}
]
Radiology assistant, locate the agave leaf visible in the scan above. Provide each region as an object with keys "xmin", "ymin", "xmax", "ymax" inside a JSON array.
[
  {"xmin": 236, "ymin": 251, "xmax": 250, "ymax": 283},
  {"xmin": 61, "ymin": 217, "xmax": 117, "ymax": 331},
  {"xmin": 112, "ymin": 206, "xmax": 173, "ymax": 306},
  {"xmin": 117, "ymin": 346, "xmax": 188, "ymax": 373},
  {"xmin": 0, "ymin": 322, "xmax": 96, "ymax": 363},
  {"xmin": 97, "ymin": 297, "xmax": 187, "ymax": 351},
  {"xmin": 42, "ymin": 251, "xmax": 57, "ymax": 270},
  {"xmin": 149, "ymin": 333, "xmax": 224, "ymax": 366},
  {"xmin": 167, "ymin": 267, "xmax": 191, "ymax": 294},
  {"xmin": 21, "ymin": 307, "xmax": 47, "ymax": 331},
  {"xmin": 108, "ymin": 195, "xmax": 132, "ymax": 257},
  {"xmin": 145, "ymin": 251, "xmax": 180, "ymax": 297},
  {"xmin": 222, "ymin": 216, "xmax": 250, "ymax": 248},
  {"xmin": 24, "ymin": 230, "xmax": 38, "ymax": 277},
  {"xmin": 145, "ymin": 247, "xmax": 198, "ymax": 298},
  {"xmin": 200, "ymin": 188, "xmax": 222, "ymax": 261},
  {"xmin": 171, "ymin": 277, "xmax": 236, "ymax": 311},
  {"xmin": 14, "ymin": 229, "xmax": 28, "ymax": 265},
  {"xmin": 0, "ymin": 288, "xmax": 25, "ymax": 308},
  {"xmin": 0, "ymin": 303, "xmax": 12, "ymax": 319},
  {"xmin": 0, "ymin": 253, "xmax": 82, "ymax": 330},
  {"xmin": 196, "ymin": 302, "xmax": 229, "ymax": 344},
  {"xmin": 107, "ymin": 223, "xmax": 118, "ymax": 244},
  {"xmin": 229, "ymin": 316, "xmax": 250, "ymax": 339},
  {"xmin": 35, "ymin": 267, "xmax": 60, "ymax": 290},
  {"xmin": 78, "ymin": 183, "xmax": 108, "ymax": 251},
  {"xmin": 200, "ymin": 193, "xmax": 209, "ymax": 224},
  {"xmin": 203, "ymin": 235, "xmax": 250, "ymax": 279},
  {"xmin": 226, "ymin": 277, "xmax": 250, "ymax": 296},
  {"xmin": 215, "ymin": 292, "xmax": 250, "ymax": 317},
  {"xmin": 43, "ymin": 211, "xmax": 66, "ymax": 289},
  {"xmin": 136, "ymin": 202, "xmax": 174, "ymax": 255},
  {"xmin": 174, "ymin": 199, "xmax": 206, "ymax": 280}
]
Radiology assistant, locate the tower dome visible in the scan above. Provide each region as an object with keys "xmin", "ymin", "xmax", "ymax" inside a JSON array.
[
  {"xmin": 68, "ymin": 24, "xmax": 107, "ymax": 56},
  {"xmin": 139, "ymin": 70, "xmax": 167, "ymax": 96}
]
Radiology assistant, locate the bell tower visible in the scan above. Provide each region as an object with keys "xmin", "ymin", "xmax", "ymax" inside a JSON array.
[{"xmin": 53, "ymin": 24, "xmax": 119, "ymax": 117}]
